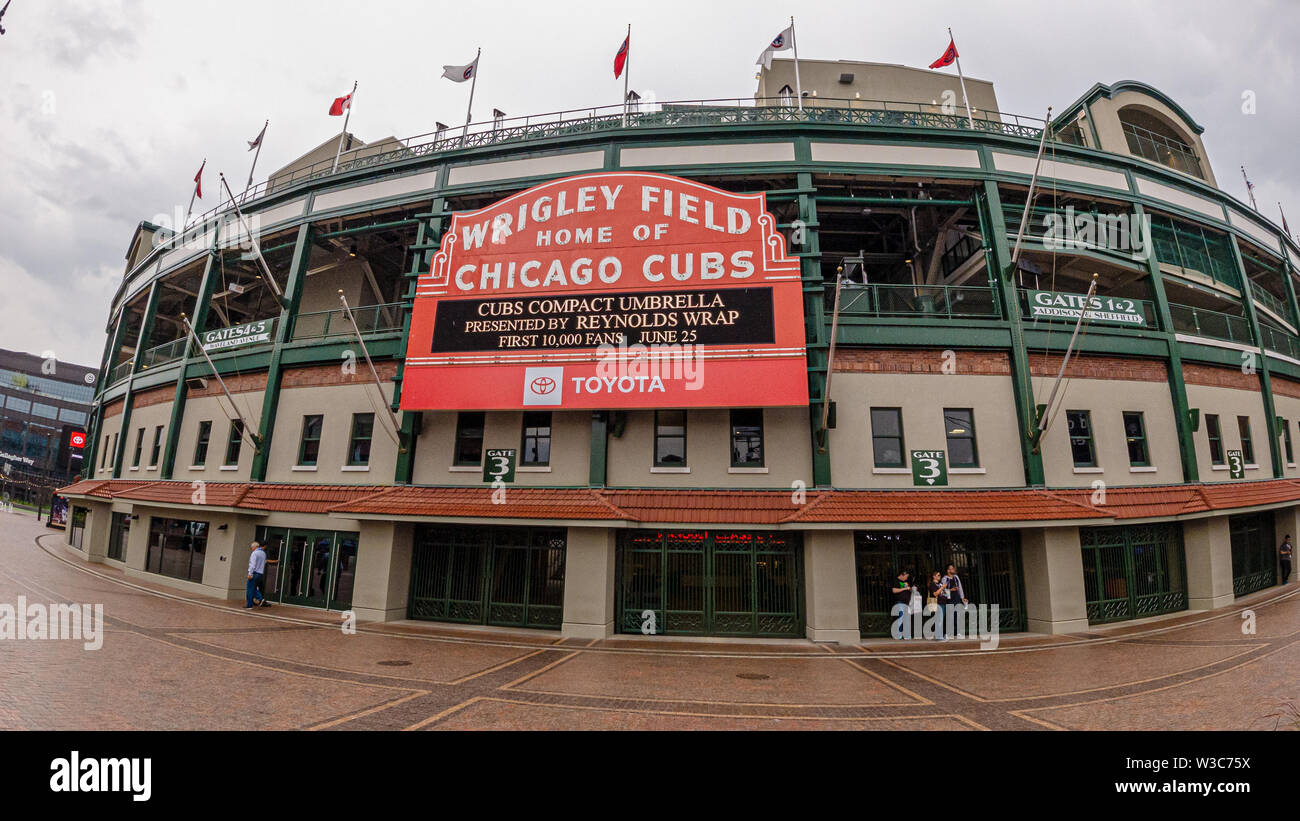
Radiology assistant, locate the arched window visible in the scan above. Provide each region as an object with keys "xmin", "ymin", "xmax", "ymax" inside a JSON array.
[{"xmin": 1117, "ymin": 106, "xmax": 1203, "ymax": 179}]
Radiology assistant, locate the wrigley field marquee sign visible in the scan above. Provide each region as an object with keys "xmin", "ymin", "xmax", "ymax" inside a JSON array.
[{"xmin": 402, "ymin": 172, "xmax": 809, "ymax": 410}]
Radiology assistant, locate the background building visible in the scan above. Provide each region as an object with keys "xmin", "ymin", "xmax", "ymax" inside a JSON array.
[
  {"xmin": 58, "ymin": 59, "xmax": 1299, "ymax": 641},
  {"xmin": 0, "ymin": 348, "xmax": 94, "ymax": 503}
]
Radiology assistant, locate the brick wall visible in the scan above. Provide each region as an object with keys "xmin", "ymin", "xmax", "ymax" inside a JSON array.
[
  {"xmin": 1027, "ymin": 354, "xmax": 1167, "ymax": 382},
  {"xmin": 1271, "ymin": 376, "xmax": 1300, "ymax": 399},
  {"xmin": 188, "ymin": 371, "xmax": 269, "ymax": 398},
  {"xmin": 103, "ymin": 399, "xmax": 125, "ymax": 419},
  {"xmin": 131, "ymin": 386, "xmax": 175, "ymax": 409},
  {"xmin": 1183, "ymin": 363, "xmax": 1260, "ymax": 392},
  {"xmin": 280, "ymin": 361, "xmax": 400, "ymax": 390},
  {"xmin": 833, "ymin": 349, "xmax": 1011, "ymax": 375}
]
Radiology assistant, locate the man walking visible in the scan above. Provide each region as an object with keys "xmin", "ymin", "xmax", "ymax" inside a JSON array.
[
  {"xmin": 942, "ymin": 564, "xmax": 969, "ymax": 638},
  {"xmin": 246, "ymin": 539, "xmax": 271, "ymax": 608},
  {"xmin": 1281, "ymin": 534, "xmax": 1293, "ymax": 585}
]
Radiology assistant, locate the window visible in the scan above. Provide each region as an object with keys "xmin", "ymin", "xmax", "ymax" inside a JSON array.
[
  {"xmin": 1066, "ymin": 410, "xmax": 1096, "ymax": 467},
  {"xmin": 1238, "ymin": 416, "xmax": 1255, "ymax": 464},
  {"xmin": 150, "ymin": 425, "xmax": 163, "ymax": 467},
  {"xmin": 109, "ymin": 433, "xmax": 117, "ymax": 470},
  {"xmin": 132, "ymin": 427, "xmax": 144, "ymax": 468},
  {"xmin": 224, "ymin": 420, "xmax": 244, "ymax": 466},
  {"xmin": 107, "ymin": 511, "xmax": 130, "ymax": 561},
  {"xmin": 101, "ymin": 434, "xmax": 111, "ymax": 468},
  {"xmin": 193, "ymin": 420, "xmax": 212, "ymax": 466},
  {"xmin": 654, "ymin": 410, "xmax": 687, "ymax": 467},
  {"xmin": 145, "ymin": 517, "xmax": 208, "ymax": 583},
  {"xmin": 870, "ymin": 408, "xmax": 905, "ymax": 468},
  {"xmin": 943, "ymin": 408, "xmax": 978, "ymax": 468},
  {"xmin": 730, "ymin": 409, "xmax": 764, "ymax": 467},
  {"xmin": 454, "ymin": 411, "xmax": 485, "ymax": 465},
  {"xmin": 1206, "ymin": 414, "xmax": 1224, "ymax": 465},
  {"xmin": 298, "ymin": 414, "xmax": 323, "ymax": 466},
  {"xmin": 1285, "ymin": 418, "xmax": 1295, "ymax": 465},
  {"xmin": 1123, "ymin": 411, "xmax": 1149, "ymax": 466},
  {"xmin": 347, "ymin": 413, "xmax": 374, "ymax": 466},
  {"xmin": 521, "ymin": 411, "xmax": 551, "ymax": 466},
  {"xmin": 69, "ymin": 507, "xmax": 87, "ymax": 550}
]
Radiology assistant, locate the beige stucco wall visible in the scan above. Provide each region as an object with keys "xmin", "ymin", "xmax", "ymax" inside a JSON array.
[
  {"xmin": 1037, "ymin": 378, "xmax": 1183, "ymax": 487},
  {"xmin": 1020, "ymin": 526, "xmax": 1089, "ymax": 634},
  {"xmin": 828, "ymin": 372, "xmax": 1024, "ymax": 488},
  {"xmin": 1185, "ymin": 383, "xmax": 1270, "ymax": 482},
  {"xmin": 411, "ymin": 410, "xmax": 591, "ymax": 486},
  {"xmin": 264, "ymin": 383, "xmax": 398, "ymax": 484},
  {"xmin": 1086, "ymin": 91, "xmax": 1217, "ymax": 187},
  {"xmin": 117, "ymin": 401, "xmax": 172, "ymax": 477},
  {"xmin": 605, "ymin": 407, "xmax": 812, "ymax": 488},
  {"xmin": 757, "ymin": 59, "xmax": 1000, "ymax": 117},
  {"xmin": 93, "ymin": 412, "xmax": 124, "ymax": 478},
  {"xmin": 174, "ymin": 391, "xmax": 265, "ymax": 481},
  {"xmin": 1271, "ymin": 392, "xmax": 1300, "ymax": 479}
]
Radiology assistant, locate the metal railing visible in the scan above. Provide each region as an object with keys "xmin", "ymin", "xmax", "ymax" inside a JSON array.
[
  {"xmin": 107, "ymin": 359, "xmax": 134, "ymax": 385},
  {"xmin": 176, "ymin": 96, "xmax": 1046, "ymax": 232},
  {"xmin": 1252, "ymin": 286, "xmax": 1293, "ymax": 324},
  {"xmin": 1168, "ymin": 303, "xmax": 1253, "ymax": 344},
  {"xmin": 1258, "ymin": 323, "xmax": 1300, "ymax": 360},
  {"xmin": 834, "ymin": 282, "xmax": 1002, "ymax": 320},
  {"xmin": 292, "ymin": 302, "xmax": 405, "ymax": 341},
  {"xmin": 137, "ymin": 337, "xmax": 188, "ymax": 371},
  {"xmin": 1121, "ymin": 121, "xmax": 1204, "ymax": 179}
]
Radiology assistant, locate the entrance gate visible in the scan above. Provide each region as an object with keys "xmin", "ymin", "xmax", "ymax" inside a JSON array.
[
  {"xmin": 1080, "ymin": 523, "xmax": 1187, "ymax": 623},
  {"xmin": 615, "ymin": 530, "xmax": 803, "ymax": 637},
  {"xmin": 256, "ymin": 527, "xmax": 359, "ymax": 611},
  {"xmin": 1229, "ymin": 513, "xmax": 1276, "ymax": 597},
  {"xmin": 408, "ymin": 525, "xmax": 566, "ymax": 630},
  {"xmin": 853, "ymin": 530, "xmax": 1025, "ymax": 637}
]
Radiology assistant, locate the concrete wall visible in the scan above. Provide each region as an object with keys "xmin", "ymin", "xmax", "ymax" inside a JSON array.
[
  {"xmin": 264, "ymin": 382, "xmax": 398, "ymax": 484},
  {"xmin": 1087, "ymin": 91, "xmax": 1217, "ymax": 187},
  {"xmin": 757, "ymin": 59, "xmax": 1000, "ymax": 116},
  {"xmin": 1183, "ymin": 516, "xmax": 1235, "ymax": 610},
  {"xmin": 803, "ymin": 530, "xmax": 860, "ymax": 643},
  {"xmin": 117, "ymin": 400, "xmax": 172, "ymax": 477},
  {"xmin": 560, "ymin": 527, "xmax": 617, "ymax": 638},
  {"xmin": 1020, "ymin": 526, "xmax": 1089, "ymax": 634},
  {"xmin": 1186, "ymin": 383, "xmax": 1271, "ymax": 481},
  {"xmin": 412, "ymin": 410, "xmax": 591, "ymax": 486},
  {"xmin": 174, "ymin": 391, "xmax": 265, "ymax": 481}
]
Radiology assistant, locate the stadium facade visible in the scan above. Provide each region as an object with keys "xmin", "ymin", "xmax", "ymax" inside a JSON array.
[{"xmin": 57, "ymin": 60, "xmax": 1299, "ymax": 642}]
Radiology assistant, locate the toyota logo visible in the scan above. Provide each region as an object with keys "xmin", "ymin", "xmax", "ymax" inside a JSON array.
[{"xmin": 530, "ymin": 377, "xmax": 557, "ymax": 395}]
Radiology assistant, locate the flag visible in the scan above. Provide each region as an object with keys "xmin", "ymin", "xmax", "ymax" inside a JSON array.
[
  {"xmin": 247, "ymin": 121, "xmax": 267, "ymax": 151},
  {"xmin": 193, "ymin": 160, "xmax": 205, "ymax": 198},
  {"xmin": 329, "ymin": 92, "xmax": 353, "ymax": 116},
  {"xmin": 756, "ymin": 24, "xmax": 794, "ymax": 70},
  {"xmin": 929, "ymin": 38, "xmax": 958, "ymax": 69},
  {"xmin": 614, "ymin": 34, "xmax": 629, "ymax": 79},
  {"xmin": 442, "ymin": 55, "xmax": 479, "ymax": 83}
]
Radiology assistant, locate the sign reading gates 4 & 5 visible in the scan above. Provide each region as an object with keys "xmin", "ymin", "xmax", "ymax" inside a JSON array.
[{"xmin": 401, "ymin": 172, "xmax": 809, "ymax": 410}]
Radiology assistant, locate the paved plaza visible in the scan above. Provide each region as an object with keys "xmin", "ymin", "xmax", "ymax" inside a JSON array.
[{"xmin": 2, "ymin": 511, "xmax": 1297, "ymax": 731}]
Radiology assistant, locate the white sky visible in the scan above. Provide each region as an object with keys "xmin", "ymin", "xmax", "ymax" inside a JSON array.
[{"xmin": 1, "ymin": 0, "xmax": 1296, "ymax": 365}]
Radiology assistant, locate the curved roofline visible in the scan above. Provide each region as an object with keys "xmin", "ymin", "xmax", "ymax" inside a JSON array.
[{"xmin": 1054, "ymin": 80, "xmax": 1205, "ymax": 135}]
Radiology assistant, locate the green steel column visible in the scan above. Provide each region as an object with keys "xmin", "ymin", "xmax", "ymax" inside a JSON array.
[
  {"xmin": 979, "ymin": 180, "xmax": 1045, "ymax": 486},
  {"xmin": 394, "ymin": 200, "xmax": 445, "ymax": 484},
  {"xmin": 112, "ymin": 281, "xmax": 162, "ymax": 479},
  {"xmin": 1132, "ymin": 202, "xmax": 1199, "ymax": 482},
  {"xmin": 160, "ymin": 241, "xmax": 220, "ymax": 479},
  {"xmin": 1278, "ymin": 250, "xmax": 1300, "ymax": 331},
  {"xmin": 794, "ymin": 167, "xmax": 831, "ymax": 487},
  {"xmin": 249, "ymin": 223, "xmax": 312, "ymax": 482},
  {"xmin": 1231, "ymin": 236, "xmax": 1284, "ymax": 477}
]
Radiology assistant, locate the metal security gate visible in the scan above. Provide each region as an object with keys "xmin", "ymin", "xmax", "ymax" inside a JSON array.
[
  {"xmin": 616, "ymin": 530, "xmax": 802, "ymax": 637},
  {"xmin": 1080, "ymin": 523, "xmax": 1187, "ymax": 623},
  {"xmin": 1229, "ymin": 513, "xmax": 1277, "ymax": 597},
  {"xmin": 853, "ymin": 530, "xmax": 1025, "ymax": 637},
  {"xmin": 408, "ymin": 525, "xmax": 566, "ymax": 629}
]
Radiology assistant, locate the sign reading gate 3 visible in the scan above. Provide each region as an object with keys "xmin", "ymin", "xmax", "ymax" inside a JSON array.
[{"xmin": 401, "ymin": 172, "xmax": 809, "ymax": 410}]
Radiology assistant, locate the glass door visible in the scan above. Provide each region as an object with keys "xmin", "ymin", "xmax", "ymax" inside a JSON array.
[{"xmin": 281, "ymin": 530, "xmax": 334, "ymax": 608}]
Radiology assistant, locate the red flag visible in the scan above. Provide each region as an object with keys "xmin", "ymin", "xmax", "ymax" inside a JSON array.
[
  {"xmin": 929, "ymin": 38, "xmax": 958, "ymax": 69},
  {"xmin": 613, "ymin": 34, "xmax": 629, "ymax": 79},
  {"xmin": 193, "ymin": 160, "xmax": 205, "ymax": 199},
  {"xmin": 329, "ymin": 92, "xmax": 353, "ymax": 116}
]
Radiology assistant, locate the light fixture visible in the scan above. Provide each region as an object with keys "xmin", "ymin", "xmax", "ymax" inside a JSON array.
[{"xmin": 348, "ymin": 244, "xmax": 357, "ymax": 257}]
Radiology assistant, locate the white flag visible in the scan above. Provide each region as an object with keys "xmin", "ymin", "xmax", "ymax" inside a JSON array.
[
  {"xmin": 756, "ymin": 24, "xmax": 794, "ymax": 70},
  {"xmin": 442, "ymin": 55, "xmax": 479, "ymax": 83}
]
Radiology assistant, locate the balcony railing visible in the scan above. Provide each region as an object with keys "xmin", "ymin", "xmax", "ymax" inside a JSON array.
[
  {"xmin": 1258, "ymin": 323, "xmax": 1300, "ymax": 360},
  {"xmin": 174, "ymin": 96, "xmax": 1046, "ymax": 233},
  {"xmin": 1252, "ymin": 286, "xmax": 1293, "ymax": 325},
  {"xmin": 1121, "ymin": 121, "xmax": 1204, "ymax": 179},
  {"xmin": 137, "ymin": 337, "xmax": 188, "ymax": 371},
  {"xmin": 1168, "ymin": 303, "xmax": 1253, "ymax": 345},
  {"xmin": 833, "ymin": 282, "xmax": 1002, "ymax": 320},
  {"xmin": 292, "ymin": 302, "xmax": 405, "ymax": 341},
  {"xmin": 107, "ymin": 359, "xmax": 134, "ymax": 385}
]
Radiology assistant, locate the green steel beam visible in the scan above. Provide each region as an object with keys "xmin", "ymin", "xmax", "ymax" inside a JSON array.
[
  {"xmin": 111, "ymin": 281, "xmax": 162, "ymax": 479},
  {"xmin": 1231, "ymin": 236, "xmax": 1284, "ymax": 477},
  {"xmin": 797, "ymin": 165, "xmax": 832, "ymax": 487},
  {"xmin": 979, "ymin": 179, "xmax": 1044, "ymax": 486},
  {"xmin": 249, "ymin": 223, "xmax": 312, "ymax": 482},
  {"xmin": 160, "ymin": 239, "xmax": 220, "ymax": 479},
  {"xmin": 394, "ymin": 199, "xmax": 444, "ymax": 485}
]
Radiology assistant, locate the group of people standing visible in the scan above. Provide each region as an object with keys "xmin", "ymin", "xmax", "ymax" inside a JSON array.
[{"xmin": 891, "ymin": 564, "xmax": 968, "ymax": 640}]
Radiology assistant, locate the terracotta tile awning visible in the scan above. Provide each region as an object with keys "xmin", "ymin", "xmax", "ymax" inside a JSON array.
[{"xmin": 53, "ymin": 478, "xmax": 1300, "ymax": 526}]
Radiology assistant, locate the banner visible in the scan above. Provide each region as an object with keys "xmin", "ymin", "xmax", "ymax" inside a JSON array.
[
  {"xmin": 401, "ymin": 172, "xmax": 809, "ymax": 410},
  {"xmin": 1027, "ymin": 290, "xmax": 1146, "ymax": 327},
  {"xmin": 201, "ymin": 318, "xmax": 275, "ymax": 352}
]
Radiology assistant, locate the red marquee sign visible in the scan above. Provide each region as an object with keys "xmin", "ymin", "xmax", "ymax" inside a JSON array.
[{"xmin": 402, "ymin": 172, "xmax": 808, "ymax": 410}]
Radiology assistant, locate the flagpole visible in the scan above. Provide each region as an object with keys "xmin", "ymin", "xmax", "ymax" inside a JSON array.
[
  {"xmin": 1280, "ymin": 202, "xmax": 1294, "ymax": 241},
  {"xmin": 245, "ymin": 120, "xmax": 268, "ymax": 194},
  {"xmin": 185, "ymin": 158, "xmax": 204, "ymax": 227},
  {"xmin": 948, "ymin": 28, "xmax": 975, "ymax": 129},
  {"xmin": 1241, "ymin": 166, "xmax": 1258, "ymax": 211},
  {"xmin": 622, "ymin": 24, "xmax": 631, "ymax": 127},
  {"xmin": 790, "ymin": 16, "xmax": 803, "ymax": 112},
  {"xmin": 463, "ymin": 48, "xmax": 481, "ymax": 144},
  {"xmin": 332, "ymin": 81, "xmax": 357, "ymax": 174}
]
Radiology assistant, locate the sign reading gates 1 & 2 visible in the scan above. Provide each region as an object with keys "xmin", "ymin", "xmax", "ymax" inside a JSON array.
[
  {"xmin": 400, "ymin": 172, "xmax": 809, "ymax": 411},
  {"xmin": 1027, "ymin": 290, "xmax": 1146, "ymax": 327}
]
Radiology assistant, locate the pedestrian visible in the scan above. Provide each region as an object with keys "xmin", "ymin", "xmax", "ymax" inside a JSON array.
[
  {"xmin": 942, "ymin": 564, "xmax": 968, "ymax": 637},
  {"xmin": 928, "ymin": 570, "xmax": 947, "ymax": 640},
  {"xmin": 246, "ymin": 539, "xmax": 271, "ymax": 609},
  {"xmin": 1281, "ymin": 534, "xmax": 1293, "ymax": 585},
  {"xmin": 890, "ymin": 570, "xmax": 915, "ymax": 632}
]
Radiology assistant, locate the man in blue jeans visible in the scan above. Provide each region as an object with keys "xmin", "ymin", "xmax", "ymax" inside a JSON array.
[{"xmin": 246, "ymin": 540, "xmax": 270, "ymax": 608}]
